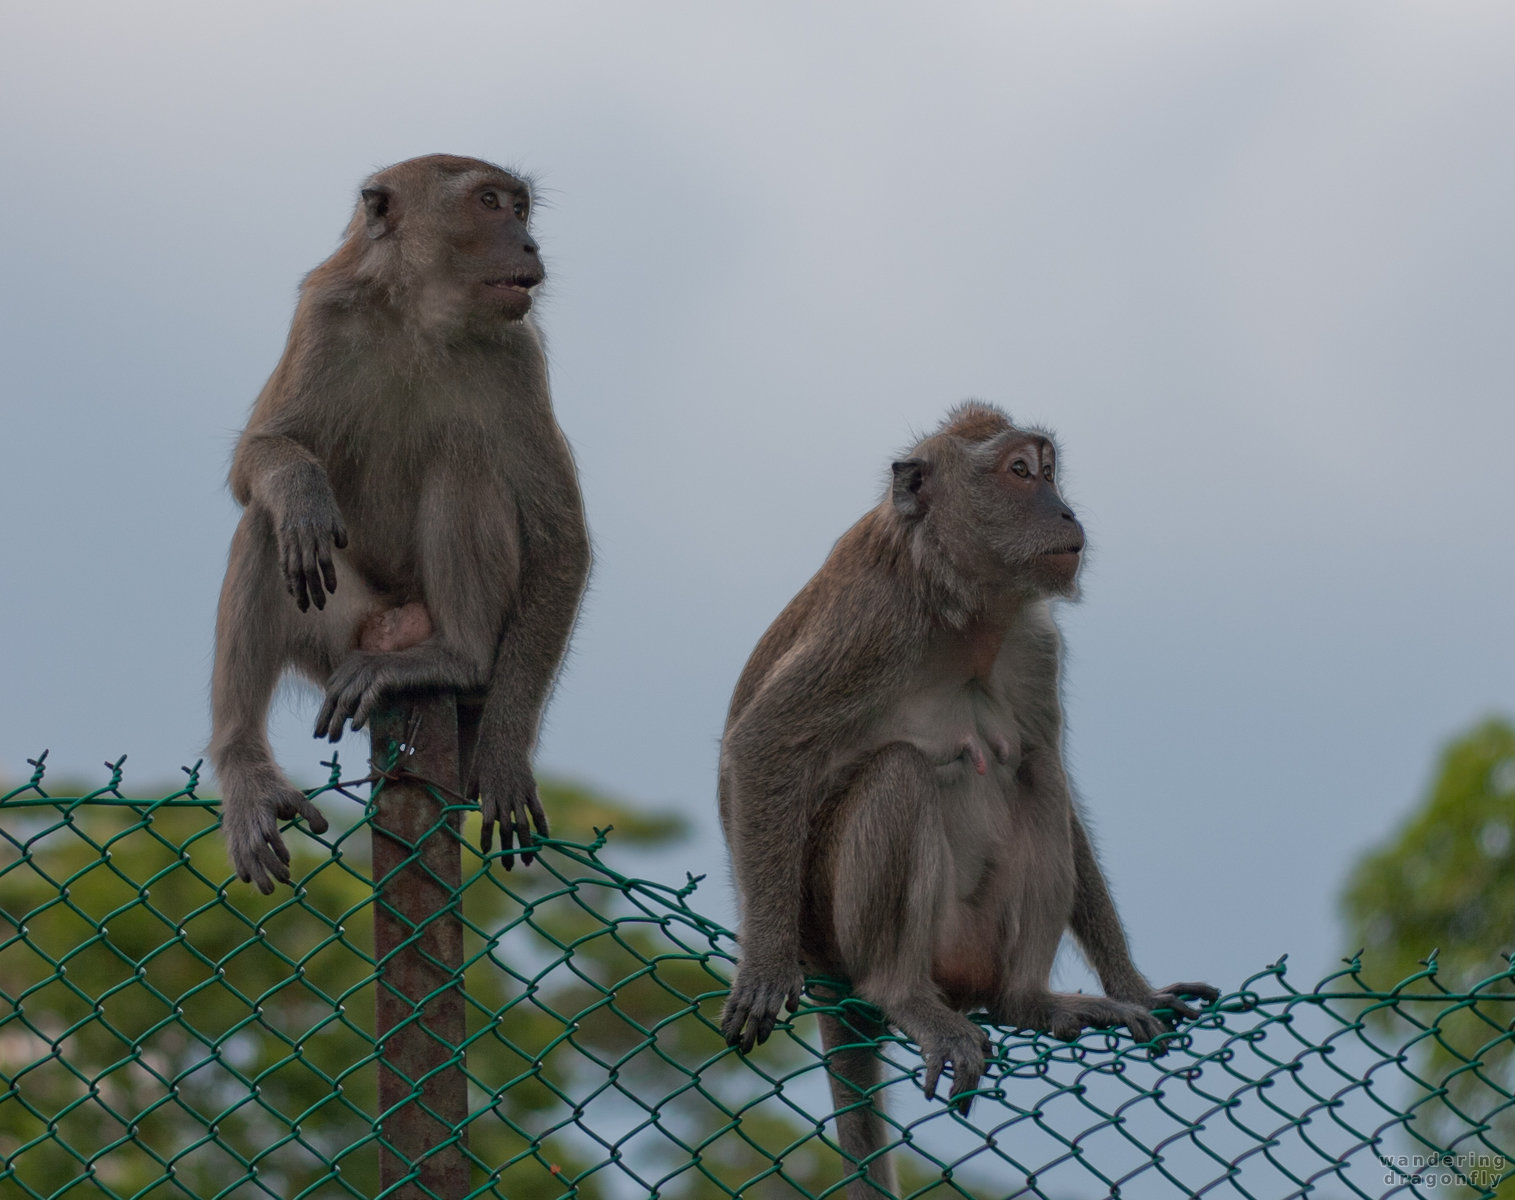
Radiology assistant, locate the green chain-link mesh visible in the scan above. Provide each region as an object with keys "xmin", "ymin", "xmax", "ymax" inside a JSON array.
[{"xmin": 2, "ymin": 755, "xmax": 1512, "ymax": 1199}]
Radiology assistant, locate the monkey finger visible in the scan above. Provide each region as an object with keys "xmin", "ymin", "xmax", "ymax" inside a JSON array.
[
  {"xmin": 922, "ymin": 1058, "xmax": 943, "ymax": 1101},
  {"xmin": 526, "ymin": 790, "xmax": 549, "ymax": 836},
  {"xmin": 280, "ymin": 544, "xmax": 299, "ymax": 599},
  {"xmin": 332, "ymin": 519, "xmax": 349, "ymax": 550},
  {"xmin": 498, "ymin": 818, "xmax": 516, "ymax": 871},
  {"xmin": 289, "ymin": 550, "xmax": 312, "ymax": 611},
  {"xmin": 513, "ymin": 817, "xmax": 535, "ymax": 866},
  {"xmin": 297, "ymin": 798, "xmax": 329, "ymax": 836},
  {"xmin": 319, "ymin": 545, "xmax": 338, "ymax": 597},
  {"xmin": 301, "ymin": 545, "xmax": 327, "ymax": 611},
  {"xmin": 252, "ymin": 844, "xmax": 291, "ymax": 892}
]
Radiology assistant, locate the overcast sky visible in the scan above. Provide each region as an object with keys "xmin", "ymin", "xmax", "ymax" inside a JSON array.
[{"xmin": 2, "ymin": 1, "xmax": 1512, "ymax": 997}]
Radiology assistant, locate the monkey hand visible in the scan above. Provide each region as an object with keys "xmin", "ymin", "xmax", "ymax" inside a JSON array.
[
  {"xmin": 277, "ymin": 497, "xmax": 349, "ymax": 613},
  {"xmin": 473, "ymin": 751, "xmax": 549, "ymax": 869},
  {"xmin": 721, "ymin": 957, "xmax": 804, "ymax": 1053},
  {"xmin": 920, "ymin": 1017, "xmax": 992, "ymax": 1116},
  {"xmin": 222, "ymin": 787, "xmax": 329, "ymax": 895}
]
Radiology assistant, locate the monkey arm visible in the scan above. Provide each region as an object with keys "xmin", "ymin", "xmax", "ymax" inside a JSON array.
[
  {"xmin": 469, "ymin": 502, "xmax": 591, "ymax": 860},
  {"xmin": 229, "ymin": 432, "xmax": 349, "ymax": 612},
  {"xmin": 1067, "ymin": 812, "xmax": 1151, "ymax": 1001},
  {"xmin": 1069, "ymin": 812, "xmax": 1219, "ymax": 1021},
  {"xmin": 718, "ymin": 620, "xmax": 902, "ymax": 1051},
  {"xmin": 717, "ymin": 741, "xmax": 818, "ymax": 1052}
]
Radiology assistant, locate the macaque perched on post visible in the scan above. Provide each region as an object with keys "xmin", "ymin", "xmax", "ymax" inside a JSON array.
[
  {"xmin": 717, "ymin": 402, "xmax": 1216, "ymax": 1197},
  {"xmin": 211, "ymin": 154, "xmax": 590, "ymax": 892}
]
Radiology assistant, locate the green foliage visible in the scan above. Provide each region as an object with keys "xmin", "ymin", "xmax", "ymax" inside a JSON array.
[
  {"xmin": 1341, "ymin": 715, "xmax": 1515, "ymax": 1192},
  {"xmin": 1343, "ymin": 716, "xmax": 1515, "ymax": 986},
  {"xmin": 0, "ymin": 764, "xmax": 855, "ymax": 1199}
]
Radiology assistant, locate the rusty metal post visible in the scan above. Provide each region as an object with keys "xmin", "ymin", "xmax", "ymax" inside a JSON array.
[{"xmin": 370, "ymin": 693, "xmax": 469, "ymax": 1198}]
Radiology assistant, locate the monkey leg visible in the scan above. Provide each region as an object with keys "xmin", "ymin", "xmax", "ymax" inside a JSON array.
[
  {"xmin": 817, "ymin": 1004, "xmax": 900, "ymax": 1200},
  {"xmin": 457, "ymin": 698, "xmax": 485, "ymax": 796},
  {"xmin": 210, "ymin": 511, "xmax": 331, "ymax": 893},
  {"xmin": 824, "ymin": 745, "xmax": 992, "ymax": 1116}
]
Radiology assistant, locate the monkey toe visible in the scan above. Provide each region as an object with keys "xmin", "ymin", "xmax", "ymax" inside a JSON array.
[
  {"xmin": 1148, "ymin": 981, "xmax": 1218, "ymax": 1028},
  {"xmin": 922, "ymin": 1030, "xmax": 987, "ymax": 1107},
  {"xmin": 478, "ymin": 763, "xmax": 548, "ymax": 869},
  {"xmin": 949, "ymin": 1079, "xmax": 980, "ymax": 1118},
  {"xmin": 1049, "ymin": 1013, "xmax": 1084, "ymax": 1042},
  {"xmin": 1153, "ymin": 995, "xmax": 1200, "ymax": 1022},
  {"xmin": 1113, "ymin": 1003, "xmax": 1170, "ymax": 1048},
  {"xmin": 1164, "ymin": 981, "xmax": 1220, "ymax": 1006},
  {"xmin": 271, "ymin": 791, "xmax": 328, "ymax": 837},
  {"xmin": 719, "ymin": 999, "xmax": 757, "ymax": 1049},
  {"xmin": 721, "ymin": 970, "xmax": 801, "ymax": 1052},
  {"xmin": 512, "ymin": 819, "xmax": 536, "ymax": 867},
  {"xmin": 231, "ymin": 835, "xmax": 291, "ymax": 894}
]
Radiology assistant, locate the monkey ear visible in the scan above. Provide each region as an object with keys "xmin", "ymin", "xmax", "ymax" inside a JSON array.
[
  {"xmin": 361, "ymin": 186, "xmax": 396, "ymax": 239},
  {"xmin": 891, "ymin": 458, "xmax": 929, "ymax": 518}
]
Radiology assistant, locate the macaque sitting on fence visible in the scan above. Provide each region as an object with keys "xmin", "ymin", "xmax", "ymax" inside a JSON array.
[
  {"xmin": 210, "ymin": 155, "xmax": 590, "ymax": 892},
  {"xmin": 717, "ymin": 402, "xmax": 1217, "ymax": 1197}
]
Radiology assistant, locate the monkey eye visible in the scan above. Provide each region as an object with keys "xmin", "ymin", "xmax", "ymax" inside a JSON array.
[
  {"xmin": 1009, "ymin": 460, "xmax": 1031, "ymax": 478},
  {"xmin": 481, "ymin": 191, "xmax": 501, "ymax": 210},
  {"xmin": 513, "ymin": 199, "xmax": 529, "ymax": 220},
  {"xmin": 1042, "ymin": 464, "xmax": 1054, "ymax": 481}
]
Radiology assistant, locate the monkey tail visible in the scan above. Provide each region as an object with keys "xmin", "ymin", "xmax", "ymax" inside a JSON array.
[{"xmin": 818, "ymin": 1006, "xmax": 900, "ymax": 1199}]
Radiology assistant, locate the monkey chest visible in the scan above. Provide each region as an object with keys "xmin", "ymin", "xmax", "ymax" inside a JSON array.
[{"xmin": 882, "ymin": 684, "xmax": 1024, "ymax": 795}]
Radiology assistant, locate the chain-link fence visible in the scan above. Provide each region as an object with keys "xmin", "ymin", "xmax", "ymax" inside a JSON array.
[{"xmin": 2, "ymin": 727, "xmax": 1513, "ymax": 1199}]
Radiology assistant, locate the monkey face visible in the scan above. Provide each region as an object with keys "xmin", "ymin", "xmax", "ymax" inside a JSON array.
[
  {"xmin": 989, "ymin": 435, "xmax": 1084, "ymax": 593},
  {"xmin": 357, "ymin": 156, "xmax": 545, "ymax": 327},
  {"xmin": 460, "ymin": 176, "xmax": 544, "ymax": 320},
  {"xmin": 895, "ymin": 426, "xmax": 1084, "ymax": 598}
]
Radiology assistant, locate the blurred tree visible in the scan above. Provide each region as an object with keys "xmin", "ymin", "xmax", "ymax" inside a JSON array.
[
  {"xmin": 1341, "ymin": 716, "xmax": 1515, "ymax": 1190},
  {"xmin": 2, "ymin": 768, "xmax": 947, "ymax": 1199}
]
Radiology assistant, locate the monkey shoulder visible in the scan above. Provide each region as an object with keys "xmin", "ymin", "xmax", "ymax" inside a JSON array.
[{"xmin": 725, "ymin": 584, "xmax": 917, "ymax": 756}]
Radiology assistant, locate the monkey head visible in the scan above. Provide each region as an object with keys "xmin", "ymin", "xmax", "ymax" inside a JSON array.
[
  {"xmin": 891, "ymin": 404, "xmax": 1085, "ymax": 599},
  {"xmin": 351, "ymin": 154, "xmax": 544, "ymax": 331}
]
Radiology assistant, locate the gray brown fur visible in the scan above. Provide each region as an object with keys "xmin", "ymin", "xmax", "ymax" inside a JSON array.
[
  {"xmin": 717, "ymin": 402, "xmax": 1216, "ymax": 1197},
  {"xmin": 210, "ymin": 154, "xmax": 590, "ymax": 893}
]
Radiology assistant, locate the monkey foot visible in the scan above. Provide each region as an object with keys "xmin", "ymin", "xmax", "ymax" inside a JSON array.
[{"xmin": 920, "ymin": 1022, "xmax": 991, "ymax": 1115}]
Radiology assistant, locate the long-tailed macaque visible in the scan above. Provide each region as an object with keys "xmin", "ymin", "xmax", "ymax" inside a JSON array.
[
  {"xmin": 211, "ymin": 154, "xmax": 590, "ymax": 893},
  {"xmin": 718, "ymin": 402, "xmax": 1216, "ymax": 1197}
]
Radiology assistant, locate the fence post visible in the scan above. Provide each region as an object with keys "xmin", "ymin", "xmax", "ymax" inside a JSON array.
[{"xmin": 370, "ymin": 694, "xmax": 470, "ymax": 1199}]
